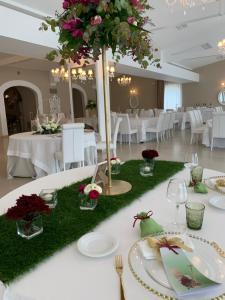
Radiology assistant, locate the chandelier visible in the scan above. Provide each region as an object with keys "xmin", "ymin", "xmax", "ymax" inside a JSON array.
[
  {"xmin": 71, "ymin": 67, "xmax": 94, "ymax": 82},
  {"xmin": 166, "ymin": 0, "xmax": 211, "ymax": 12},
  {"xmin": 218, "ymin": 39, "xmax": 225, "ymax": 54},
  {"xmin": 117, "ymin": 75, "xmax": 132, "ymax": 87}
]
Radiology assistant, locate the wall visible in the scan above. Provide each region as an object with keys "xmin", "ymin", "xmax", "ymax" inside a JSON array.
[
  {"xmin": 183, "ymin": 60, "xmax": 225, "ymax": 107},
  {"xmin": 110, "ymin": 76, "xmax": 157, "ymax": 112},
  {"xmin": 0, "ymin": 65, "xmax": 97, "ymax": 135}
]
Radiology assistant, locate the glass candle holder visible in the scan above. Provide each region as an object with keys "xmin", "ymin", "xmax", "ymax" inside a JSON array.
[
  {"xmin": 111, "ymin": 163, "xmax": 121, "ymax": 175},
  {"xmin": 40, "ymin": 189, "xmax": 57, "ymax": 209},
  {"xmin": 185, "ymin": 202, "xmax": 205, "ymax": 230}
]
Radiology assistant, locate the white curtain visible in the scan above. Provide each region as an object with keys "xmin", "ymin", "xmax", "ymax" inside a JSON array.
[{"xmin": 164, "ymin": 82, "xmax": 182, "ymax": 110}]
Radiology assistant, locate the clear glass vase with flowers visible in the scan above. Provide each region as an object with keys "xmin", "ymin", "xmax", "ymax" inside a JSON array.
[
  {"xmin": 79, "ymin": 183, "xmax": 102, "ymax": 210},
  {"xmin": 140, "ymin": 149, "xmax": 159, "ymax": 177},
  {"xmin": 111, "ymin": 157, "xmax": 121, "ymax": 175},
  {"xmin": 6, "ymin": 194, "xmax": 51, "ymax": 239}
]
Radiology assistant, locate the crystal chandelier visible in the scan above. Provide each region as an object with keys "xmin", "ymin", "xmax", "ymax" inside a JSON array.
[
  {"xmin": 218, "ymin": 39, "xmax": 225, "ymax": 54},
  {"xmin": 71, "ymin": 67, "xmax": 94, "ymax": 82},
  {"xmin": 51, "ymin": 66, "xmax": 68, "ymax": 82},
  {"xmin": 117, "ymin": 75, "xmax": 132, "ymax": 87}
]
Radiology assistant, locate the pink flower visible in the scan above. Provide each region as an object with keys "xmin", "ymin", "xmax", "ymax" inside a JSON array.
[
  {"xmin": 62, "ymin": 18, "xmax": 82, "ymax": 31},
  {"xmin": 91, "ymin": 15, "xmax": 102, "ymax": 26},
  {"xmin": 72, "ymin": 29, "xmax": 83, "ymax": 38},
  {"xmin": 79, "ymin": 185, "xmax": 85, "ymax": 194},
  {"xmin": 89, "ymin": 190, "xmax": 100, "ymax": 200},
  {"xmin": 127, "ymin": 17, "xmax": 135, "ymax": 24},
  {"xmin": 63, "ymin": 1, "xmax": 70, "ymax": 9}
]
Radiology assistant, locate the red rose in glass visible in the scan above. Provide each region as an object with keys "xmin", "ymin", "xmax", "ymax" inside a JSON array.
[
  {"xmin": 89, "ymin": 190, "xmax": 100, "ymax": 200},
  {"xmin": 6, "ymin": 194, "xmax": 51, "ymax": 222},
  {"xmin": 142, "ymin": 150, "xmax": 159, "ymax": 160}
]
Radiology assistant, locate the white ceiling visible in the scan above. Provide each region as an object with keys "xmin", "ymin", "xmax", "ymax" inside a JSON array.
[{"xmin": 1, "ymin": 0, "xmax": 225, "ymax": 70}]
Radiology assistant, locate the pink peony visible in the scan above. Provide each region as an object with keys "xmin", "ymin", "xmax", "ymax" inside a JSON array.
[
  {"xmin": 127, "ymin": 16, "xmax": 135, "ymax": 24},
  {"xmin": 89, "ymin": 190, "xmax": 100, "ymax": 200},
  {"xmin": 91, "ymin": 15, "xmax": 102, "ymax": 26}
]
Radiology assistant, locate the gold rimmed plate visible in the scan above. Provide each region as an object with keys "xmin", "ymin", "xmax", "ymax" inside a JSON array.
[{"xmin": 128, "ymin": 232, "xmax": 225, "ymax": 300}]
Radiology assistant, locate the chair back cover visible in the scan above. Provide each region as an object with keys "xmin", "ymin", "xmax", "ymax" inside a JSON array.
[
  {"xmin": 112, "ymin": 117, "xmax": 122, "ymax": 149},
  {"xmin": 212, "ymin": 113, "xmax": 225, "ymax": 138},
  {"xmin": 117, "ymin": 113, "xmax": 132, "ymax": 134},
  {"xmin": 62, "ymin": 123, "xmax": 84, "ymax": 164}
]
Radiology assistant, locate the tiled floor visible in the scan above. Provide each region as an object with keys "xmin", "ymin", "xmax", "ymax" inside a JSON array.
[{"xmin": 0, "ymin": 130, "xmax": 224, "ymax": 198}]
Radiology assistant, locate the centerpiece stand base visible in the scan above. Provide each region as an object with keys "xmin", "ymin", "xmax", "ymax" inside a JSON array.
[{"xmin": 102, "ymin": 180, "xmax": 132, "ymax": 196}]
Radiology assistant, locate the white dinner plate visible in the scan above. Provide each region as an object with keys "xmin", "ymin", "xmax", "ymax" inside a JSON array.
[
  {"xmin": 209, "ymin": 196, "xmax": 225, "ymax": 210},
  {"xmin": 129, "ymin": 233, "xmax": 225, "ymax": 299},
  {"xmin": 77, "ymin": 232, "xmax": 119, "ymax": 258}
]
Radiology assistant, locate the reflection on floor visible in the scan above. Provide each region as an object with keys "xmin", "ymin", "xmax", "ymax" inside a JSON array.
[{"xmin": 0, "ymin": 130, "xmax": 224, "ymax": 198}]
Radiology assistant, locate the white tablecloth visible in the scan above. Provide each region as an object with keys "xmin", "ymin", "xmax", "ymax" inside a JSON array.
[
  {"xmin": 129, "ymin": 117, "xmax": 158, "ymax": 142},
  {"xmin": 202, "ymin": 120, "xmax": 225, "ymax": 148},
  {"xmin": 0, "ymin": 165, "xmax": 225, "ymax": 300},
  {"xmin": 7, "ymin": 132, "xmax": 97, "ymax": 178}
]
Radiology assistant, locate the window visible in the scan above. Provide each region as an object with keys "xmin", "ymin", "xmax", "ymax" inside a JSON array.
[{"xmin": 164, "ymin": 82, "xmax": 182, "ymax": 110}]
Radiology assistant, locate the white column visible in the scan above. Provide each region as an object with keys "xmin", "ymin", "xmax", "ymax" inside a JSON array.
[{"xmin": 95, "ymin": 59, "xmax": 111, "ymax": 142}]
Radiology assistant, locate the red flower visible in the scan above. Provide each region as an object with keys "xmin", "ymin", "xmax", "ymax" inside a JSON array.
[
  {"xmin": 89, "ymin": 190, "xmax": 100, "ymax": 200},
  {"xmin": 79, "ymin": 185, "xmax": 85, "ymax": 194},
  {"xmin": 127, "ymin": 16, "xmax": 135, "ymax": 24},
  {"xmin": 142, "ymin": 149, "xmax": 159, "ymax": 160},
  {"xmin": 6, "ymin": 194, "xmax": 50, "ymax": 221},
  {"xmin": 72, "ymin": 29, "xmax": 83, "ymax": 38}
]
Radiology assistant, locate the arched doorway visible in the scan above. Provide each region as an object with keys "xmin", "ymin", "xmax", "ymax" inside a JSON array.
[
  {"xmin": 72, "ymin": 83, "xmax": 87, "ymax": 119},
  {"xmin": 4, "ymin": 86, "xmax": 37, "ymax": 135},
  {"xmin": 0, "ymin": 80, "xmax": 43, "ymax": 136}
]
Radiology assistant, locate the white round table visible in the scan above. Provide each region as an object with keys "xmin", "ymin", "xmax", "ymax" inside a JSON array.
[
  {"xmin": 0, "ymin": 166, "xmax": 225, "ymax": 300},
  {"xmin": 7, "ymin": 131, "xmax": 97, "ymax": 178}
]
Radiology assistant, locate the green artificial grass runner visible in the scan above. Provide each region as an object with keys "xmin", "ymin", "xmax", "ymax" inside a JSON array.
[{"xmin": 0, "ymin": 160, "xmax": 184, "ymax": 283}]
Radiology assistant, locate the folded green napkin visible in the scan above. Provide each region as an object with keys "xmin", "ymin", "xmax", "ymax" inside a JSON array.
[
  {"xmin": 133, "ymin": 211, "xmax": 164, "ymax": 237},
  {"xmin": 194, "ymin": 182, "xmax": 208, "ymax": 194}
]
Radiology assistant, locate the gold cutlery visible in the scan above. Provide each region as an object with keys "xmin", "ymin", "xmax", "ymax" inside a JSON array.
[{"xmin": 115, "ymin": 255, "xmax": 125, "ymax": 300}]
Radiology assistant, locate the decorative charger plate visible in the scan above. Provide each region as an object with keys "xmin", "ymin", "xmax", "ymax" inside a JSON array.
[
  {"xmin": 128, "ymin": 232, "xmax": 225, "ymax": 300},
  {"xmin": 204, "ymin": 176, "xmax": 225, "ymax": 194}
]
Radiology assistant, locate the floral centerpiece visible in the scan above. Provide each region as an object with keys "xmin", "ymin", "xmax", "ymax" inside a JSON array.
[
  {"xmin": 140, "ymin": 149, "xmax": 159, "ymax": 177},
  {"xmin": 40, "ymin": 0, "xmax": 160, "ymax": 69},
  {"xmin": 111, "ymin": 157, "xmax": 121, "ymax": 175},
  {"xmin": 35, "ymin": 120, "xmax": 61, "ymax": 135},
  {"xmin": 79, "ymin": 183, "xmax": 102, "ymax": 210},
  {"xmin": 6, "ymin": 194, "xmax": 51, "ymax": 239}
]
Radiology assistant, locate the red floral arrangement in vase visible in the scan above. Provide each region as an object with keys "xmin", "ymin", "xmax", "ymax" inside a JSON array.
[
  {"xmin": 6, "ymin": 194, "xmax": 51, "ymax": 222},
  {"xmin": 142, "ymin": 149, "xmax": 159, "ymax": 161},
  {"xmin": 79, "ymin": 183, "xmax": 102, "ymax": 210}
]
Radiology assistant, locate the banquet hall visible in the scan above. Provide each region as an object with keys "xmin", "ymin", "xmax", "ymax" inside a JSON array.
[{"xmin": 0, "ymin": 1, "xmax": 225, "ymax": 300}]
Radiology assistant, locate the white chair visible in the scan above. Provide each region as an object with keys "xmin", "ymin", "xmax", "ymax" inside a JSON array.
[
  {"xmin": 211, "ymin": 113, "xmax": 225, "ymax": 151},
  {"xmin": 168, "ymin": 112, "xmax": 176, "ymax": 136},
  {"xmin": 55, "ymin": 123, "xmax": 85, "ymax": 171},
  {"xmin": 140, "ymin": 109, "xmax": 154, "ymax": 118},
  {"xmin": 97, "ymin": 117, "xmax": 122, "ymax": 157},
  {"xmin": 111, "ymin": 112, "xmax": 117, "ymax": 135},
  {"xmin": 117, "ymin": 114, "xmax": 138, "ymax": 144},
  {"xmin": 188, "ymin": 111, "xmax": 205, "ymax": 144},
  {"xmin": 145, "ymin": 113, "xmax": 165, "ymax": 143}
]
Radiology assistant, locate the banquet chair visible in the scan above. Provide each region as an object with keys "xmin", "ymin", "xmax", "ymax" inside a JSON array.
[
  {"xmin": 188, "ymin": 111, "xmax": 205, "ymax": 144},
  {"xmin": 97, "ymin": 117, "xmax": 122, "ymax": 158},
  {"xmin": 117, "ymin": 114, "xmax": 138, "ymax": 144},
  {"xmin": 211, "ymin": 113, "xmax": 225, "ymax": 151},
  {"xmin": 111, "ymin": 112, "xmax": 117, "ymax": 135},
  {"xmin": 55, "ymin": 123, "xmax": 85, "ymax": 171},
  {"xmin": 145, "ymin": 113, "xmax": 165, "ymax": 143},
  {"xmin": 168, "ymin": 113, "xmax": 176, "ymax": 136}
]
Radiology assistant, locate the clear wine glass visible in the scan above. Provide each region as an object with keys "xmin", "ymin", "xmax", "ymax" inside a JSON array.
[
  {"xmin": 167, "ymin": 178, "xmax": 188, "ymax": 232},
  {"xmin": 191, "ymin": 153, "xmax": 198, "ymax": 166}
]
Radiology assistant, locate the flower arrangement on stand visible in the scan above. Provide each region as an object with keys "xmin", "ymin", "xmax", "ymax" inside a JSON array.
[
  {"xmin": 79, "ymin": 183, "xmax": 102, "ymax": 210},
  {"xmin": 111, "ymin": 157, "xmax": 121, "ymax": 175},
  {"xmin": 6, "ymin": 194, "xmax": 51, "ymax": 239},
  {"xmin": 40, "ymin": 0, "xmax": 160, "ymax": 195},
  {"xmin": 140, "ymin": 149, "xmax": 159, "ymax": 177}
]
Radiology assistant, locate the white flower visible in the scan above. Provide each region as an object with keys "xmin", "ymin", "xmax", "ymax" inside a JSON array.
[
  {"xmin": 133, "ymin": 21, "xmax": 137, "ymax": 26},
  {"xmin": 45, "ymin": 124, "xmax": 51, "ymax": 130},
  {"xmin": 111, "ymin": 158, "xmax": 121, "ymax": 165},
  {"xmin": 84, "ymin": 183, "xmax": 102, "ymax": 195}
]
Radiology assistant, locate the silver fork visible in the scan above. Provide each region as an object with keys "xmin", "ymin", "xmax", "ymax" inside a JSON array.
[{"xmin": 115, "ymin": 255, "xmax": 125, "ymax": 300}]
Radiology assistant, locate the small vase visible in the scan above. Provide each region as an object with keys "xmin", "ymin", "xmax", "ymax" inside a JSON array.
[
  {"xmin": 40, "ymin": 189, "xmax": 57, "ymax": 209},
  {"xmin": 17, "ymin": 215, "xmax": 43, "ymax": 239},
  {"xmin": 140, "ymin": 159, "xmax": 155, "ymax": 177},
  {"xmin": 80, "ymin": 196, "xmax": 97, "ymax": 210},
  {"xmin": 111, "ymin": 163, "xmax": 121, "ymax": 175},
  {"xmin": 190, "ymin": 166, "xmax": 203, "ymax": 185}
]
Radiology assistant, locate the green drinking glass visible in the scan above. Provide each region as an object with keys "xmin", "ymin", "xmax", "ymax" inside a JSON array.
[{"xmin": 185, "ymin": 202, "xmax": 205, "ymax": 230}]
